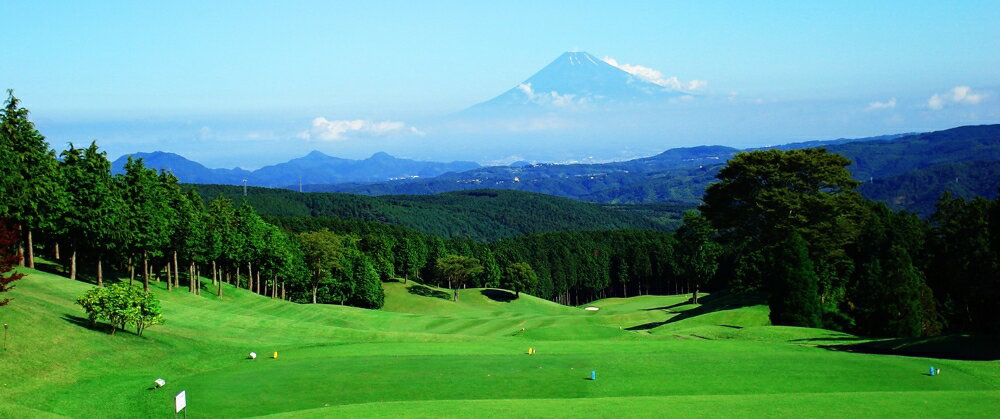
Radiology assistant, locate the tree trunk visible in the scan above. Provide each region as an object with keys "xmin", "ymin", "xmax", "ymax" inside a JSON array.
[
  {"xmin": 173, "ymin": 251, "xmax": 180, "ymax": 289},
  {"xmin": 69, "ymin": 249, "xmax": 77, "ymax": 281},
  {"xmin": 27, "ymin": 228, "xmax": 34, "ymax": 269},
  {"xmin": 247, "ymin": 262, "xmax": 253, "ymax": 292},
  {"xmin": 54, "ymin": 242, "xmax": 60, "ymax": 260},
  {"xmin": 236, "ymin": 265, "xmax": 241, "ymax": 289},
  {"xmin": 256, "ymin": 270, "xmax": 261, "ymax": 295},
  {"xmin": 212, "ymin": 260, "xmax": 217, "ymax": 285},
  {"xmin": 97, "ymin": 257, "xmax": 103, "ymax": 287},
  {"xmin": 272, "ymin": 275, "xmax": 277, "ymax": 298},
  {"xmin": 693, "ymin": 284, "xmax": 699, "ymax": 304},
  {"xmin": 143, "ymin": 251, "xmax": 150, "ymax": 292},
  {"xmin": 190, "ymin": 262, "xmax": 196, "ymax": 293},
  {"xmin": 217, "ymin": 275, "xmax": 223, "ymax": 298},
  {"xmin": 129, "ymin": 257, "xmax": 134, "ymax": 284},
  {"xmin": 15, "ymin": 224, "xmax": 24, "ymax": 267},
  {"xmin": 166, "ymin": 262, "xmax": 172, "ymax": 290},
  {"xmin": 312, "ymin": 284, "xmax": 318, "ymax": 304},
  {"xmin": 281, "ymin": 281, "xmax": 285, "ymax": 300}
]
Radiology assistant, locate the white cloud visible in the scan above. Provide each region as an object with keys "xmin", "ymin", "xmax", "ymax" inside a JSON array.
[
  {"xmin": 602, "ymin": 57, "xmax": 707, "ymax": 91},
  {"xmin": 304, "ymin": 117, "xmax": 415, "ymax": 141},
  {"xmin": 928, "ymin": 86, "xmax": 988, "ymax": 110},
  {"xmin": 517, "ymin": 83, "xmax": 534, "ymax": 97},
  {"xmin": 866, "ymin": 97, "xmax": 897, "ymax": 111},
  {"xmin": 517, "ymin": 82, "xmax": 586, "ymax": 107},
  {"xmin": 198, "ymin": 126, "xmax": 214, "ymax": 140}
]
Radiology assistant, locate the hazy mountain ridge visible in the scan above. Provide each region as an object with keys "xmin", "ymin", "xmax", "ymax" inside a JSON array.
[
  {"xmin": 111, "ymin": 150, "xmax": 480, "ymax": 187},
  {"xmin": 307, "ymin": 125, "xmax": 1000, "ymax": 212}
]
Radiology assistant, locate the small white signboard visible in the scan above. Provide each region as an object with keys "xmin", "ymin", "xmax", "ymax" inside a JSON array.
[{"xmin": 175, "ymin": 390, "xmax": 187, "ymax": 413}]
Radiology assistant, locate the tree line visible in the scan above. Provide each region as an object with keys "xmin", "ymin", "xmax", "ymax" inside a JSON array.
[{"xmin": 697, "ymin": 148, "xmax": 1000, "ymax": 337}]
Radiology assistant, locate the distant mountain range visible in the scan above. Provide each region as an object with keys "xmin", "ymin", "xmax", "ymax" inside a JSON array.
[
  {"xmin": 309, "ymin": 125, "xmax": 1000, "ymax": 215},
  {"xmin": 111, "ymin": 151, "xmax": 479, "ymax": 188},
  {"xmin": 115, "ymin": 124, "xmax": 1000, "ymax": 218}
]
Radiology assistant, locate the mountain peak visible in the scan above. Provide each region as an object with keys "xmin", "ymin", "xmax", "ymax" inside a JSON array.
[
  {"xmin": 465, "ymin": 51, "xmax": 684, "ymax": 112},
  {"xmin": 558, "ymin": 51, "xmax": 603, "ymax": 67},
  {"xmin": 368, "ymin": 151, "xmax": 395, "ymax": 161},
  {"xmin": 305, "ymin": 150, "xmax": 329, "ymax": 158}
]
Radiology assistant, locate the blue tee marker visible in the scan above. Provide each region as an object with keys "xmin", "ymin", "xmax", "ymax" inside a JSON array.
[
  {"xmin": 591, "ymin": 370, "xmax": 596, "ymax": 380},
  {"xmin": 930, "ymin": 366, "xmax": 935, "ymax": 376}
]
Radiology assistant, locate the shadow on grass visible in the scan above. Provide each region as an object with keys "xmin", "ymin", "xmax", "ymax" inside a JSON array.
[
  {"xmin": 481, "ymin": 288, "xmax": 517, "ymax": 303},
  {"xmin": 809, "ymin": 335, "xmax": 1000, "ymax": 361},
  {"xmin": 626, "ymin": 291, "xmax": 764, "ymax": 331},
  {"xmin": 642, "ymin": 300, "xmax": 695, "ymax": 312},
  {"xmin": 61, "ymin": 314, "xmax": 105, "ymax": 331},
  {"xmin": 407, "ymin": 284, "xmax": 451, "ymax": 300},
  {"xmin": 61, "ymin": 314, "xmax": 140, "ymax": 337},
  {"xmin": 626, "ymin": 321, "xmax": 667, "ymax": 331}
]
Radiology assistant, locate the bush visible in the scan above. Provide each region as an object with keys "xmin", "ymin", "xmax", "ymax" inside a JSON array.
[{"xmin": 76, "ymin": 283, "xmax": 164, "ymax": 336}]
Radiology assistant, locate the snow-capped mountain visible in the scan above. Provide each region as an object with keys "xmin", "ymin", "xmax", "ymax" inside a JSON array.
[{"xmin": 465, "ymin": 51, "xmax": 688, "ymax": 113}]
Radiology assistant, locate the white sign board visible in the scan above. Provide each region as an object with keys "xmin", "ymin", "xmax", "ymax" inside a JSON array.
[{"xmin": 175, "ymin": 390, "xmax": 187, "ymax": 413}]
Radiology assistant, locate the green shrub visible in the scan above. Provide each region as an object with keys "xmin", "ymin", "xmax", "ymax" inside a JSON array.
[{"xmin": 76, "ymin": 283, "xmax": 164, "ymax": 336}]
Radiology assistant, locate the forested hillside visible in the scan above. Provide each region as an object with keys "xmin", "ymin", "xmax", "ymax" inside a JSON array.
[
  {"xmin": 305, "ymin": 125, "xmax": 1000, "ymax": 212},
  {"xmin": 192, "ymin": 185, "xmax": 670, "ymax": 240},
  {"xmin": 859, "ymin": 160, "xmax": 1000, "ymax": 217}
]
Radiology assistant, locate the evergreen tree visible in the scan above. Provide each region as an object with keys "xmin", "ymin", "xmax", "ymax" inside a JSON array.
[
  {"xmin": 58, "ymin": 142, "xmax": 123, "ymax": 284},
  {"xmin": 120, "ymin": 157, "xmax": 171, "ymax": 291},
  {"xmin": 349, "ymin": 255, "xmax": 384, "ymax": 309},
  {"xmin": 675, "ymin": 210, "xmax": 722, "ymax": 303},
  {"xmin": 0, "ymin": 90, "xmax": 68, "ymax": 269},
  {"xmin": 768, "ymin": 233, "xmax": 822, "ymax": 328}
]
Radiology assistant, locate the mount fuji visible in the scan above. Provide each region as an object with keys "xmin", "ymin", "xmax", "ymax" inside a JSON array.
[{"xmin": 465, "ymin": 51, "xmax": 691, "ymax": 113}]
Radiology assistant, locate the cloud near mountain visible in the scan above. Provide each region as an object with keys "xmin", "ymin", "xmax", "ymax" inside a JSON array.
[
  {"xmin": 601, "ymin": 56, "xmax": 707, "ymax": 91},
  {"xmin": 301, "ymin": 117, "xmax": 421, "ymax": 141},
  {"xmin": 928, "ymin": 86, "xmax": 988, "ymax": 110}
]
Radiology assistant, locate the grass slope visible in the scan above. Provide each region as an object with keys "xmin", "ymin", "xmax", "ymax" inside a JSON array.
[{"xmin": 2, "ymin": 268, "xmax": 998, "ymax": 418}]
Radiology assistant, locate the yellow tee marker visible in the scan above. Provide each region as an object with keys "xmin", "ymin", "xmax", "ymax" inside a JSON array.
[{"xmin": 273, "ymin": 351, "xmax": 279, "ymax": 359}]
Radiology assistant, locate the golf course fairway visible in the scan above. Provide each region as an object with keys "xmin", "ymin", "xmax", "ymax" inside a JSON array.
[{"xmin": 2, "ymin": 268, "xmax": 997, "ymax": 418}]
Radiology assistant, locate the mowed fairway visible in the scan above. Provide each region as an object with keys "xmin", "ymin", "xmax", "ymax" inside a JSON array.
[{"xmin": 2, "ymin": 269, "xmax": 998, "ymax": 418}]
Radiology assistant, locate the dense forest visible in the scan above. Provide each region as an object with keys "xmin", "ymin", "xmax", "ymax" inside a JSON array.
[
  {"xmin": 859, "ymin": 160, "xmax": 1000, "ymax": 217},
  {"xmin": 192, "ymin": 184, "xmax": 674, "ymax": 240},
  {"xmin": 3, "ymin": 90, "xmax": 999, "ymax": 338}
]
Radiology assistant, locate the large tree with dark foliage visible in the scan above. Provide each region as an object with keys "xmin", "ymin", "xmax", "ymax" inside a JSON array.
[{"xmin": 701, "ymin": 148, "xmax": 864, "ymax": 323}]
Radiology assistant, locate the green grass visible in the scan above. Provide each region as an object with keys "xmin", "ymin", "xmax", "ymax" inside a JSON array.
[{"xmin": 2, "ymin": 267, "xmax": 998, "ymax": 418}]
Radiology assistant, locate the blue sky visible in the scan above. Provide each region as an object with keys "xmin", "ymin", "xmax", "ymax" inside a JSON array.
[{"xmin": 4, "ymin": 0, "xmax": 999, "ymax": 168}]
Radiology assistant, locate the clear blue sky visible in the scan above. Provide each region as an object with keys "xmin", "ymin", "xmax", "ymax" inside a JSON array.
[{"xmin": 4, "ymin": 0, "xmax": 999, "ymax": 167}]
